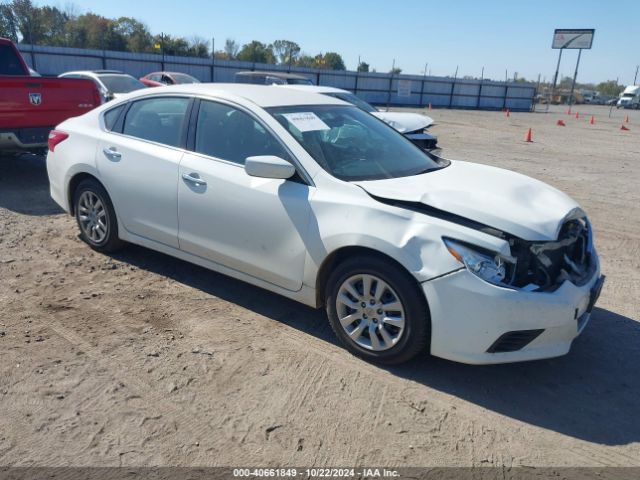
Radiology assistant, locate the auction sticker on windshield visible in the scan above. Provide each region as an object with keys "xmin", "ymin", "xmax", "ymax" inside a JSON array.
[{"xmin": 282, "ymin": 112, "xmax": 330, "ymax": 132}]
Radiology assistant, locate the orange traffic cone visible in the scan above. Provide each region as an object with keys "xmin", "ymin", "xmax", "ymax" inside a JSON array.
[
  {"xmin": 621, "ymin": 124, "xmax": 630, "ymax": 131},
  {"xmin": 428, "ymin": 103, "xmax": 432, "ymax": 110},
  {"xmin": 505, "ymin": 109, "xmax": 510, "ymax": 118},
  {"xmin": 556, "ymin": 119, "xmax": 566, "ymax": 126},
  {"xmin": 566, "ymin": 109, "xmax": 571, "ymax": 115},
  {"xmin": 575, "ymin": 112, "xmax": 580, "ymax": 119},
  {"xmin": 589, "ymin": 116, "xmax": 595, "ymax": 125},
  {"xmin": 625, "ymin": 115, "xmax": 629, "ymax": 123},
  {"xmin": 524, "ymin": 128, "xmax": 533, "ymax": 142}
]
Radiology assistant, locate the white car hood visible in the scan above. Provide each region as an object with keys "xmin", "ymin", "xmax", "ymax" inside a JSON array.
[
  {"xmin": 371, "ymin": 111, "xmax": 433, "ymax": 133},
  {"xmin": 355, "ymin": 160, "xmax": 580, "ymax": 241}
]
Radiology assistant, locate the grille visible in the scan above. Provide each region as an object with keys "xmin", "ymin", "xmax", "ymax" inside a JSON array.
[{"xmin": 486, "ymin": 329, "xmax": 545, "ymax": 353}]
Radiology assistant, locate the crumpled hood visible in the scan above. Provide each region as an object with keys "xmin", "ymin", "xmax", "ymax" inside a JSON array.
[
  {"xmin": 371, "ymin": 111, "xmax": 433, "ymax": 133},
  {"xmin": 356, "ymin": 160, "xmax": 581, "ymax": 241}
]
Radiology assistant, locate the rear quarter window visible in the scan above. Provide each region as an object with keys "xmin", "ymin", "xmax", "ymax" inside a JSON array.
[
  {"xmin": 103, "ymin": 105, "xmax": 125, "ymax": 131},
  {"xmin": 0, "ymin": 44, "xmax": 26, "ymax": 75}
]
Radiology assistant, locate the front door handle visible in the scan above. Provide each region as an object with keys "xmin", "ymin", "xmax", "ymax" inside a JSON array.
[
  {"xmin": 182, "ymin": 173, "xmax": 207, "ymax": 186},
  {"xmin": 102, "ymin": 147, "xmax": 121, "ymax": 160}
]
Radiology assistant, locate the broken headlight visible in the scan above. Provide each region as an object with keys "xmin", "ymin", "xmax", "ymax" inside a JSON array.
[{"xmin": 443, "ymin": 238, "xmax": 515, "ymax": 286}]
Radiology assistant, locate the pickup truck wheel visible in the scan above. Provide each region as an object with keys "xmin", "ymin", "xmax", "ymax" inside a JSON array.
[
  {"xmin": 326, "ymin": 255, "xmax": 430, "ymax": 365},
  {"xmin": 73, "ymin": 179, "xmax": 124, "ymax": 253}
]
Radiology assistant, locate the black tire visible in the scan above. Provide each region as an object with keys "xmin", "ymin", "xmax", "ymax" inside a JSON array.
[
  {"xmin": 73, "ymin": 178, "xmax": 124, "ymax": 253},
  {"xmin": 325, "ymin": 255, "xmax": 430, "ymax": 365}
]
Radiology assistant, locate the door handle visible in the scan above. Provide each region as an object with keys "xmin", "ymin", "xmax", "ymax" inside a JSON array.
[
  {"xmin": 102, "ymin": 147, "xmax": 122, "ymax": 160},
  {"xmin": 182, "ymin": 173, "xmax": 207, "ymax": 186}
]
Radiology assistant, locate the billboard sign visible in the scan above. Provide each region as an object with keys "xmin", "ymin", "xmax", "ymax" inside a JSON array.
[{"xmin": 552, "ymin": 29, "xmax": 595, "ymax": 49}]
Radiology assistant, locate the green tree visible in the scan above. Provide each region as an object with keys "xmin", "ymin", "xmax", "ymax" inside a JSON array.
[
  {"xmin": 322, "ymin": 51, "xmax": 345, "ymax": 70},
  {"xmin": 237, "ymin": 40, "xmax": 275, "ymax": 64},
  {"xmin": 0, "ymin": 4, "xmax": 19, "ymax": 42},
  {"xmin": 389, "ymin": 67, "xmax": 402, "ymax": 75},
  {"xmin": 596, "ymin": 80, "xmax": 624, "ymax": 97},
  {"xmin": 72, "ymin": 13, "xmax": 126, "ymax": 50},
  {"xmin": 188, "ymin": 36, "xmax": 210, "ymax": 58},
  {"xmin": 223, "ymin": 38, "xmax": 239, "ymax": 59},
  {"xmin": 115, "ymin": 17, "xmax": 153, "ymax": 52},
  {"xmin": 357, "ymin": 61, "xmax": 369, "ymax": 72},
  {"xmin": 272, "ymin": 39, "xmax": 300, "ymax": 65}
]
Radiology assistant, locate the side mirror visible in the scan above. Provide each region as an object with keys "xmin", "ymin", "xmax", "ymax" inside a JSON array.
[{"xmin": 245, "ymin": 156, "xmax": 295, "ymax": 180}]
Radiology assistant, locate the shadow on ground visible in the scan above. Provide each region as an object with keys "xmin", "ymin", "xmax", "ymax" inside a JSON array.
[
  {"xmin": 112, "ymin": 244, "xmax": 640, "ymax": 447},
  {"xmin": 0, "ymin": 154, "xmax": 63, "ymax": 215}
]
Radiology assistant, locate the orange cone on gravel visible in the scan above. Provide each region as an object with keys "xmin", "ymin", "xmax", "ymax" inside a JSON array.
[
  {"xmin": 589, "ymin": 116, "xmax": 595, "ymax": 125},
  {"xmin": 575, "ymin": 111, "xmax": 580, "ymax": 119},
  {"xmin": 524, "ymin": 128, "xmax": 533, "ymax": 142},
  {"xmin": 621, "ymin": 124, "xmax": 630, "ymax": 131},
  {"xmin": 556, "ymin": 119, "xmax": 566, "ymax": 126},
  {"xmin": 625, "ymin": 115, "xmax": 629, "ymax": 123},
  {"xmin": 505, "ymin": 109, "xmax": 510, "ymax": 117},
  {"xmin": 428, "ymin": 103, "xmax": 432, "ymax": 110}
]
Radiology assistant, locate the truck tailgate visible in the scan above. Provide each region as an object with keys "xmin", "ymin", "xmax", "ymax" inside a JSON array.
[{"xmin": 0, "ymin": 77, "xmax": 100, "ymax": 129}]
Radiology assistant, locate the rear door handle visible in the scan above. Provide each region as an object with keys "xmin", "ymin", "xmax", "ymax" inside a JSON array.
[
  {"xmin": 102, "ymin": 147, "xmax": 122, "ymax": 160},
  {"xmin": 182, "ymin": 173, "xmax": 207, "ymax": 186}
]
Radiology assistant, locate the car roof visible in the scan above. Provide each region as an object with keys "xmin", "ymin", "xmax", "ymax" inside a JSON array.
[
  {"xmin": 61, "ymin": 70, "xmax": 127, "ymax": 76},
  {"xmin": 235, "ymin": 71, "xmax": 311, "ymax": 80},
  {"xmin": 147, "ymin": 71, "xmax": 194, "ymax": 76},
  {"xmin": 277, "ymin": 84, "xmax": 350, "ymax": 95},
  {"xmin": 116, "ymin": 83, "xmax": 348, "ymax": 108}
]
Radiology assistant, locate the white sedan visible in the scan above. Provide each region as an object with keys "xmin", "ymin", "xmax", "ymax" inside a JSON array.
[{"xmin": 46, "ymin": 84, "xmax": 604, "ymax": 365}]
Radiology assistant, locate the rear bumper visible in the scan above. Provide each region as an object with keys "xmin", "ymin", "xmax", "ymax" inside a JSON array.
[
  {"xmin": 0, "ymin": 127, "xmax": 51, "ymax": 151},
  {"xmin": 423, "ymin": 259, "xmax": 602, "ymax": 365}
]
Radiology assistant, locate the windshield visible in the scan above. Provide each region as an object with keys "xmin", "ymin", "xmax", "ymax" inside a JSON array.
[
  {"xmin": 172, "ymin": 73, "xmax": 200, "ymax": 84},
  {"xmin": 269, "ymin": 105, "xmax": 441, "ymax": 181},
  {"xmin": 622, "ymin": 93, "xmax": 635, "ymax": 98},
  {"xmin": 99, "ymin": 74, "xmax": 146, "ymax": 93},
  {"xmin": 324, "ymin": 92, "xmax": 377, "ymax": 113},
  {"xmin": 287, "ymin": 78, "xmax": 313, "ymax": 85}
]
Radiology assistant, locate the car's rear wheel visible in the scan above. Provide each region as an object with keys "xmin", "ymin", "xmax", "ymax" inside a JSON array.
[
  {"xmin": 73, "ymin": 178, "xmax": 124, "ymax": 253},
  {"xmin": 326, "ymin": 255, "xmax": 430, "ymax": 364}
]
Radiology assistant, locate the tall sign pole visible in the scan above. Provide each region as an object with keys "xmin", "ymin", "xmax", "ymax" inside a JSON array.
[
  {"xmin": 550, "ymin": 48, "xmax": 563, "ymax": 103},
  {"xmin": 568, "ymin": 49, "xmax": 582, "ymax": 108},
  {"xmin": 551, "ymin": 29, "xmax": 595, "ymax": 106}
]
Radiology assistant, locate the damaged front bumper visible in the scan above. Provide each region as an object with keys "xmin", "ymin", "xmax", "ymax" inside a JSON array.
[{"xmin": 422, "ymin": 257, "xmax": 603, "ymax": 365}]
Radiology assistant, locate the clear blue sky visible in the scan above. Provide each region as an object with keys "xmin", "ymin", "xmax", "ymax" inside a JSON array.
[{"xmin": 62, "ymin": 0, "xmax": 639, "ymax": 85}]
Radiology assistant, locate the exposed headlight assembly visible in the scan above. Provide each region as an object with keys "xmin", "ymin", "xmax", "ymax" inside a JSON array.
[{"xmin": 443, "ymin": 237, "xmax": 516, "ymax": 287}]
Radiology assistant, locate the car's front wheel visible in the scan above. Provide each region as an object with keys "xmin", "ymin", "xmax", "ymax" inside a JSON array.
[
  {"xmin": 326, "ymin": 255, "xmax": 430, "ymax": 364},
  {"xmin": 73, "ymin": 178, "xmax": 124, "ymax": 253}
]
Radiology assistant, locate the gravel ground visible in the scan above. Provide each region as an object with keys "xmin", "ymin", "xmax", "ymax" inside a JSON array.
[{"xmin": 0, "ymin": 104, "xmax": 638, "ymax": 468}]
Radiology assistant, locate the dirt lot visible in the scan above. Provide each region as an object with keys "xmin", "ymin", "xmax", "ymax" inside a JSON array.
[{"xmin": 0, "ymin": 104, "xmax": 638, "ymax": 468}]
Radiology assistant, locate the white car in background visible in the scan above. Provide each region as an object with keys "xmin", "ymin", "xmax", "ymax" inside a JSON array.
[
  {"xmin": 280, "ymin": 85, "xmax": 437, "ymax": 150},
  {"xmin": 46, "ymin": 84, "xmax": 603, "ymax": 365},
  {"xmin": 59, "ymin": 70, "xmax": 147, "ymax": 103}
]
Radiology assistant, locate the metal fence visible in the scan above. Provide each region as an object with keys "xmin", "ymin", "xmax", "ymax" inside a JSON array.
[{"xmin": 18, "ymin": 44, "xmax": 536, "ymax": 111}]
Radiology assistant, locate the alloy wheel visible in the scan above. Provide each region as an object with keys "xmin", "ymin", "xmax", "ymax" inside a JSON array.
[{"xmin": 335, "ymin": 274, "xmax": 406, "ymax": 351}]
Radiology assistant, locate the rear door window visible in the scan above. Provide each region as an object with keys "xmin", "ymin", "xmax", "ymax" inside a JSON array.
[
  {"xmin": 123, "ymin": 97, "xmax": 190, "ymax": 147},
  {"xmin": 194, "ymin": 100, "xmax": 290, "ymax": 164}
]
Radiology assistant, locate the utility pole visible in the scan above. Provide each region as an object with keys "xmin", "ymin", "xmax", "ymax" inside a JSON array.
[
  {"xmin": 635, "ymin": 65, "xmax": 639, "ymax": 85},
  {"xmin": 211, "ymin": 37, "xmax": 215, "ymax": 82}
]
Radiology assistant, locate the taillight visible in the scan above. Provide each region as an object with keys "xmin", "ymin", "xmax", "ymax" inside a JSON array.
[{"xmin": 48, "ymin": 130, "xmax": 69, "ymax": 152}]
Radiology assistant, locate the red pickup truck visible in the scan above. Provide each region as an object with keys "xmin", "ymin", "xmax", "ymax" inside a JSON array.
[{"xmin": 0, "ymin": 38, "xmax": 101, "ymax": 153}]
